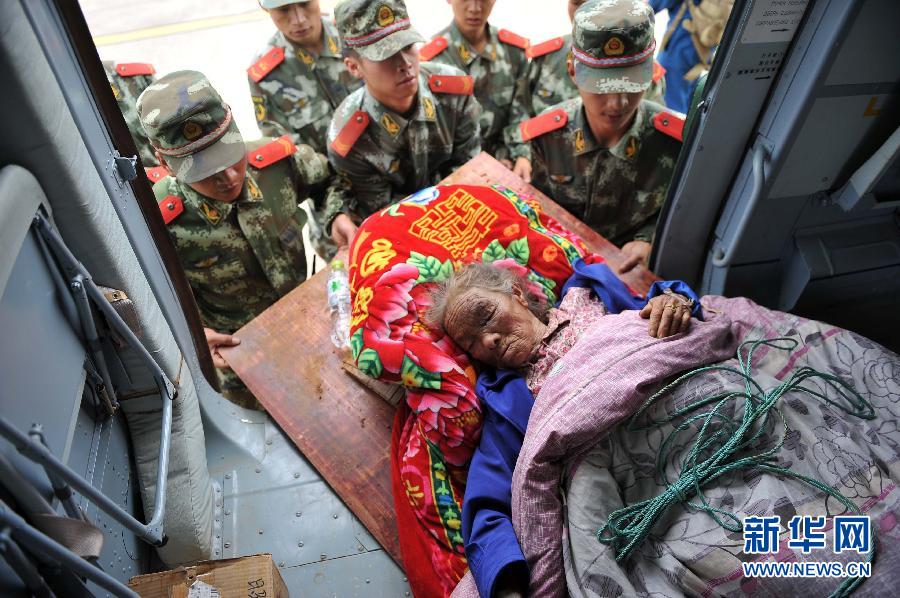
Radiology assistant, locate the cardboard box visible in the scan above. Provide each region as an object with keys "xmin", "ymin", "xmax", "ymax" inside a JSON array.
[{"xmin": 129, "ymin": 553, "xmax": 288, "ymax": 598}]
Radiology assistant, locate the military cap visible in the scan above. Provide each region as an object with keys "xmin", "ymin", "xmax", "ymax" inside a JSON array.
[
  {"xmin": 335, "ymin": 0, "xmax": 425, "ymax": 61},
  {"xmin": 572, "ymin": 0, "xmax": 656, "ymax": 94},
  {"xmin": 137, "ymin": 70, "xmax": 245, "ymax": 184},
  {"xmin": 259, "ymin": 0, "xmax": 310, "ymax": 8}
]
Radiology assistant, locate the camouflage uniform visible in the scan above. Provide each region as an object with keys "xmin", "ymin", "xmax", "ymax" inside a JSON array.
[
  {"xmin": 505, "ymin": 35, "xmax": 667, "ymax": 162},
  {"xmin": 523, "ymin": 0, "xmax": 682, "ymax": 246},
  {"xmin": 327, "ymin": 0, "xmax": 481, "ymax": 219},
  {"xmin": 104, "ymin": 60, "xmax": 157, "ymax": 166},
  {"xmin": 248, "ymin": 17, "xmax": 363, "ymax": 155},
  {"xmin": 531, "ymin": 98, "xmax": 680, "ymax": 245},
  {"xmin": 138, "ymin": 70, "xmax": 332, "ymax": 401},
  {"xmin": 422, "ymin": 22, "xmax": 529, "ymax": 162}
]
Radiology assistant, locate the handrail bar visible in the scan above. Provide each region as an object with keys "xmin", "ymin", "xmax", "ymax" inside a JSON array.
[
  {"xmin": 712, "ymin": 143, "xmax": 770, "ymax": 268},
  {"xmin": 19, "ymin": 211, "xmax": 176, "ymax": 545},
  {"xmin": 0, "ymin": 501, "xmax": 138, "ymax": 597}
]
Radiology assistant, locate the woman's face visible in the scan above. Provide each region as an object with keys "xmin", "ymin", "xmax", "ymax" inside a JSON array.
[{"xmin": 444, "ymin": 286, "xmax": 545, "ymax": 369}]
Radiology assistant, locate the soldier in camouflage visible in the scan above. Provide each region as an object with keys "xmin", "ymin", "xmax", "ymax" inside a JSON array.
[
  {"xmin": 505, "ymin": 0, "xmax": 667, "ymax": 184},
  {"xmin": 249, "ymin": 0, "xmax": 364, "ymax": 155},
  {"xmin": 419, "ymin": 0, "xmax": 530, "ymax": 178},
  {"xmin": 138, "ymin": 70, "xmax": 334, "ymax": 406},
  {"xmin": 521, "ymin": 0, "xmax": 683, "ymax": 274},
  {"xmin": 104, "ymin": 60, "xmax": 158, "ymax": 167},
  {"xmin": 325, "ymin": 0, "xmax": 481, "ymax": 244}
]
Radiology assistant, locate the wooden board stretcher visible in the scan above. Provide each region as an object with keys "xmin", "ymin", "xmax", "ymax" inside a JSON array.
[{"xmin": 221, "ymin": 152, "xmax": 659, "ymax": 566}]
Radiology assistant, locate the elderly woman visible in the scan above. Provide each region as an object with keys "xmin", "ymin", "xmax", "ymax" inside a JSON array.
[{"xmin": 428, "ymin": 260, "xmax": 700, "ymax": 598}]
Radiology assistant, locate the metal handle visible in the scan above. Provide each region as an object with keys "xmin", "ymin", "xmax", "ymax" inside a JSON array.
[
  {"xmin": 712, "ymin": 143, "xmax": 770, "ymax": 268},
  {"xmin": 0, "ymin": 501, "xmax": 138, "ymax": 597},
  {"xmin": 8, "ymin": 211, "xmax": 177, "ymax": 546}
]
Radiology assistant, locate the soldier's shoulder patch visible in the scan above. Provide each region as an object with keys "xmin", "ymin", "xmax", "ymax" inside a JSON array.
[
  {"xmin": 115, "ymin": 62, "xmax": 155, "ymax": 77},
  {"xmin": 428, "ymin": 74, "xmax": 474, "ymax": 95},
  {"xmin": 331, "ymin": 111, "xmax": 370, "ymax": 158},
  {"xmin": 419, "ymin": 36, "xmax": 448, "ymax": 62},
  {"xmin": 519, "ymin": 108, "xmax": 568, "ymax": 142},
  {"xmin": 158, "ymin": 195, "xmax": 184, "ymax": 225},
  {"xmin": 498, "ymin": 29, "xmax": 529, "ymax": 50},
  {"xmin": 247, "ymin": 46, "xmax": 285, "ymax": 83},
  {"xmin": 527, "ymin": 37, "xmax": 565, "ymax": 59},
  {"xmin": 652, "ymin": 60, "xmax": 666, "ymax": 83},
  {"xmin": 248, "ymin": 135, "xmax": 297, "ymax": 169},
  {"xmin": 145, "ymin": 166, "xmax": 168, "ymax": 184},
  {"xmin": 653, "ymin": 111, "xmax": 684, "ymax": 142}
]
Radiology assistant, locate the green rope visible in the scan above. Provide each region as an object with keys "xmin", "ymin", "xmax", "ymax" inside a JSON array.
[{"xmin": 595, "ymin": 337, "xmax": 877, "ymax": 597}]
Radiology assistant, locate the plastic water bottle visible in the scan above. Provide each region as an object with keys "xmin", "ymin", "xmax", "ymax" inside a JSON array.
[{"xmin": 327, "ymin": 259, "xmax": 351, "ymax": 349}]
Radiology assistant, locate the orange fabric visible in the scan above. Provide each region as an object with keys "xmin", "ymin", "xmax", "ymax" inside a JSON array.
[
  {"xmin": 158, "ymin": 195, "xmax": 183, "ymax": 225},
  {"xmin": 115, "ymin": 62, "xmax": 155, "ymax": 77},
  {"xmin": 331, "ymin": 111, "xmax": 370, "ymax": 158},
  {"xmin": 519, "ymin": 107, "xmax": 568, "ymax": 142},
  {"xmin": 247, "ymin": 46, "xmax": 285, "ymax": 83},
  {"xmin": 428, "ymin": 75, "xmax": 475, "ymax": 96},
  {"xmin": 653, "ymin": 111, "xmax": 685, "ymax": 142},
  {"xmin": 653, "ymin": 60, "xmax": 667, "ymax": 82},
  {"xmin": 145, "ymin": 166, "xmax": 168, "ymax": 183},
  {"xmin": 419, "ymin": 36, "xmax": 449, "ymax": 61},
  {"xmin": 247, "ymin": 135, "xmax": 296, "ymax": 169},
  {"xmin": 527, "ymin": 36, "xmax": 565, "ymax": 59},
  {"xmin": 497, "ymin": 28, "xmax": 529, "ymax": 50}
]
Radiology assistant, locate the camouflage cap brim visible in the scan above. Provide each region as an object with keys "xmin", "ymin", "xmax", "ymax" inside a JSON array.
[
  {"xmin": 574, "ymin": 57, "xmax": 653, "ymax": 94},
  {"xmin": 165, "ymin": 118, "xmax": 246, "ymax": 184},
  {"xmin": 352, "ymin": 27, "xmax": 424, "ymax": 61},
  {"xmin": 259, "ymin": 0, "xmax": 311, "ymax": 8}
]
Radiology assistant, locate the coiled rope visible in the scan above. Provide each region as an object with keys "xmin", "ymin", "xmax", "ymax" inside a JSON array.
[{"xmin": 596, "ymin": 337, "xmax": 877, "ymax": 597}]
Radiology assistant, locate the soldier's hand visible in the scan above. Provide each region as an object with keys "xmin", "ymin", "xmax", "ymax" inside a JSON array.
[
  {"xmin": 331, "ymin": 214, "xmax": 358, "ymax": 250},
  {"xmin": 512, "ymin": 157, "xmax": 532, "ymax": 183},
  {"xmin": 204, "ymin": 327, "xmax": 240, "ymax": 369},
  {"xmin": 639, "ymin": 294, "xmax": 692, "ymax": 338},
  {"xmin": 617, "ymin": 240, "xmax": 652, "ymax": 274}
]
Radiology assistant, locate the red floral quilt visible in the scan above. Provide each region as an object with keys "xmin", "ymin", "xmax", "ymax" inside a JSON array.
[{"xmin": 348, "ymin": 184, "xmax": 586, "ymax": 595}]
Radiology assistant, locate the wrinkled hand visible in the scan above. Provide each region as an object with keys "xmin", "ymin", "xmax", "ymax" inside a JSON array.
[
  {"xmin": 617, "ymin": 240, "xmax": 652, "ymax": 274},
  {"xmin": 203, "ymin": 327, "xmax": 240, "ymax": 369},
  {"xmin": 512, "ymin": 157, "xmax": 532, "ymax": 183},
  {"xmin": 330, "ymin": 213, "xmax": 358, "ymax": 250},
  {"xmin": 639, "ymin": 294, "xmax": 692, "ymax": 338}
]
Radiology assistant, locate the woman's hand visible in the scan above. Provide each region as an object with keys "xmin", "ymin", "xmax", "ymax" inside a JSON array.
[
  {"xmin": 203, "ymin": 327, "xmax": 240, "ymax": 369},
  {"xmin": 617, "ymin": 240, "xmax": 652, "ymax": 273},
  {"xmin": 639, "ymin": 294, "xmax": 692, "ymax": 338}
]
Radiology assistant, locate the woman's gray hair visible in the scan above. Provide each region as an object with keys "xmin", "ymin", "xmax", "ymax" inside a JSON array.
[{"xmin": 427, "ymin": 263, "xmax": 550, "ymax": 332}]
